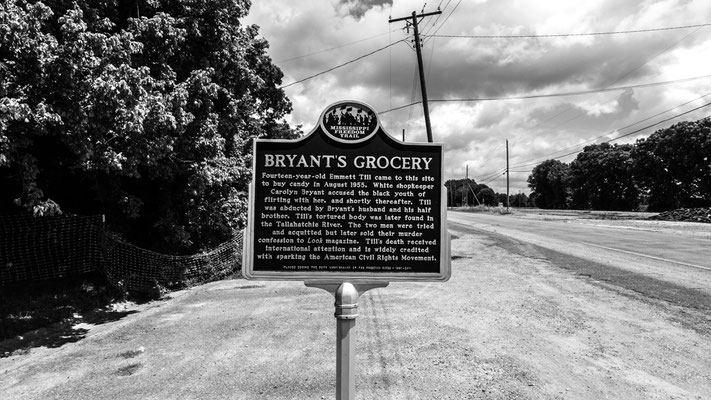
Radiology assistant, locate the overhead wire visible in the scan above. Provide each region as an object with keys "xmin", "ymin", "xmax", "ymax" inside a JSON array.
[
  {"xmin": 389, "ymin": 19, "xmax": 708, "ymax": 160},
  {"xmin": 272, "ymin": 11, "xmax": 710, "ymax": 190},
  {"xmin": 424, "ymin": 18, "xmax": 709, "ymax": 190},
  {"xmin": 486, "ymin": 20, "xmax": 708, "ymax": 169},
  {"xmin": 390, "ymin": 1, "xmax": 450, "ymax": 139},
  {"xmin": 280, "ymin": 40, "xmax": 406, "ymax": 89},
  {"xmin": 478, "ymin": 170, "xmax": 507, "ymax": 185},
  {"xmin": 430, "ymin": 0, "xmax": 462, "ymax": 37},
  {"xmin": 276, "ymin": 30, "xmax": 400, "ymax": 63},
  {"xmin": 472, "ymin": 94, "xmax": 711, "ymax": 184},
  {"xmin": 606, "ymin": 101, "xmax": 711, "ymax": 143},
  {"xmin": 508, "ymin": 91, "xmax": 711, "ymax": 169},
  {"xmin": 421, "ymin": 0, "xmax": 450, "ymax": 37},
  {"xmin": 511, "ymin": 101, "xmax": 711, "ymax": 169},
  {"xmin": 407, "ymin": 67, "xmax": 419, "ymax": 122},
  {"xmin": 475, "ymin": 160, "xmax": 509, "ymax": 184},
  {"xmin": 377, "ymin": 74, "xmax": 711, "ymax": 113},
  {"xmin": 277, "ymin": 14, "xmax": 709, "ymax": 100},
  {"xmin": 431, "ymin": 22, "xmax": 711, "ymax": 39},
  {"xmin": 530, "ymin": 23, "xmax": 707, "ymax": 136},
  {"xmin": 432, "ymin": 75, "xmax": 711, "ymax": 102},
  {"xmin": 478, "ymin": 171, "xmax": 507, "ymax": 186},
  {"xmin": 387, "ymin": 21, "xmax": 708, "ymax": 183},
  {"xmin": 504, "ymin": 23, "xmax": 709, "ymax": 169},
  {"xmin": 276, "ymin": 17, "xmax": 710, "ymax": 92}
]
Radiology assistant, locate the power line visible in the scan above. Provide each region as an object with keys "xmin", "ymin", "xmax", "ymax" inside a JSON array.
[
  {"xmin": 378, "ymin": 74, "xmax": 711, "ymax": 113},
  {"xmin": 421, "ymin": 0, "xmax": 448, "ymax": 36},
  {"xmin": 389, "ymin": 10, "xmax": 442, "ymax": 143},
  {"xmin": 479, "ymin": 172, "xmax": 506, "ymax": 187},
  {"xmin": 431, "ymin": 22, "xmax": 711, "ymax": 39},
  {"xmin": 608, "ymin": 102, "xmax": 711, "ymax": 142},
  {"xmin": 513, "ymin": 101, "xmax": 711, "ymax": 169},
  {"xmin": 430, "ymin": 0, "xmax": 462, "ymax": 37},
  {"xmin": 280, "ymin": 40, "xmax": 405, "ymax": 89},
  {"xmin": 476, "ymin": 167, "xmax": 508, "ymax": 185},
  {"xmin": 509, "ymin": 92, "xmax": 711, "ymax": 169},
  {"xmin": 435, "ymin": 75, "xmax": 711, "ymax": 102},
  {"xmin": 408, "ymin": 67, "xmax": 419, "ymax": 122},
  {"xmin": 275, "ymin": 22, "xmax": 710, "ymax": 65},
  {"xmin": 276, "ymin": 30, "xmax": 400, "ymax": 63},
  {"xmin": 472, "ymin": 96, "xmax": 711, "ymax": 182},
  {"xmin": 501, "ymin": 22, "xmax": 707, "ymax": 153}
]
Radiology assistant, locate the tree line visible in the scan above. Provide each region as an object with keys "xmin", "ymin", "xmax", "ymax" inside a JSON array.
[
  {"xmin": 445, "ymin": 179, "xmax": 530, "ymax": 208},
  {"xmin": 527, "ymin": 117, "xmax": 711, "ymax": 211}
]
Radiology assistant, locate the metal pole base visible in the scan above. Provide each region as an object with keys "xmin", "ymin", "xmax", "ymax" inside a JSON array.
[{"xmin": 305, "ymin": 282, "xmax": 389, "ymax": 400}]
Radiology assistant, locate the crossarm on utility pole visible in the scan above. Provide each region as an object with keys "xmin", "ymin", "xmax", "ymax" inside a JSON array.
[
  {"xmin": 389, "ymin": 9, "xmax": 442, "ymax": 143},
  {"xmin": 388, "ymin": 9, "xmax": 443, "ymax": 23}
]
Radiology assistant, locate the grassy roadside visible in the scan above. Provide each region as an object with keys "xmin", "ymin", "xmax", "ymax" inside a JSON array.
[{"xmin": 0, "ymin": 273, "xmax": 133, "ymax": 354}]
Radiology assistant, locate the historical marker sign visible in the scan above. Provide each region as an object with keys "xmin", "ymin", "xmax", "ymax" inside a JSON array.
[{"xmin": 242, "ymin": 100, "xmax": 450, "ymax": 282}]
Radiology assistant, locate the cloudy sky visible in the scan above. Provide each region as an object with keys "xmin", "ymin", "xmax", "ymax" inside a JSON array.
[{"xmin": 245, "ymin": 0, "xmax": 711, "ymax": 195}]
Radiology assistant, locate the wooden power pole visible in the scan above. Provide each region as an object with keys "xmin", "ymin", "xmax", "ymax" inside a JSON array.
[
  {"xmin": 464, "ymin": 165, "xmax": 469, "ymax": 206},
  {"xmin": 506, "ymin": 139, "xmax": 510, "ymax": 212},
  {"xmin": 389, "ymin": 9, "xmax": 441, "ymax": 143}
]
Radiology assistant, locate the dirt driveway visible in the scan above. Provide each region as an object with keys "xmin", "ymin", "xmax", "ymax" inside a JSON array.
[{"xmin": 2, "ymin": 217, "xmax": 710, "ymax": 399}]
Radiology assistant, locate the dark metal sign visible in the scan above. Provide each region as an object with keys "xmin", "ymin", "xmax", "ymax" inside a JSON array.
[{"xmin": 242, "ymin": 100, "xmax": 450, "ymax": 282}]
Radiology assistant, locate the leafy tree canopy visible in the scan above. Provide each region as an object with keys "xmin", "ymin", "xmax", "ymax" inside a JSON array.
[
  {"xmin": 632, "ymin": 118, "xmax": 711, "ymax": 211},
  {"xmin": 527, "ymin": 159, "xmax": 569, "ymax": 209},
  {"xmin": 1, "ymin": 0, "xmax": 298, "ymax": 253},
  {"xmin": 569, "ymin": 143, "xmax": 638, "ymax": 211},
  {"xmin": 526, "ymin": 117, "xmax": 710, "ymax": 212}
]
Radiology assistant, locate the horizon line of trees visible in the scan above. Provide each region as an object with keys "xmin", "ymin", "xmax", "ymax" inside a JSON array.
[
  {"xmin": 445, "ymin": 179, "xmax": 531, "ymax": 208},
  {"xmin": 527, "ymin": 117, "xmax": 711, "ymax": 212}
]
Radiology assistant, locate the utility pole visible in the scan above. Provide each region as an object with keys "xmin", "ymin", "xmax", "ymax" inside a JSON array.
[
  {"xmin": 506, "ymin": 139, "xmax": 510, "ymax": 213},
  {"xmin": 464, "ymin": 165, "xmax": 469, "ymax": 207},
  {"xmin": 390, "ymin": 9, "xmax": 441, "ymax": 143}
]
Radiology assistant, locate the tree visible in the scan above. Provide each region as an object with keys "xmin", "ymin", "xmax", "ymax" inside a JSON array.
[
  {"xmin": 631, "ymin": 118, "xmax": 711, "ymax": 211},
  {"xmin": 509, "ymin": 192, "xmax": 528, "ymax": 208},
  {"xmin": 445, "ymin": 178, "xmax": 480, "ymax": 206},
  {"xmin": 0, "ymin": 0, "xmax": 297, "ymax": 253},
  {"xmin": 479, "ymin": 187, "xmax": 495, "ymax": 206},
  {"xmin": 568, "ymin": 143, "xmax": 638, "ymax": 211},
  {"xmin": 527, "ymin": 159, "xmax": 570, "ymax": 209}
]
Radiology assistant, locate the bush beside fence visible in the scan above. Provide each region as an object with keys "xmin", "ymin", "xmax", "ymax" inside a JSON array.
[{"xmin": 0, "ymin": 214, "xmax": 243, "ymax": 294}]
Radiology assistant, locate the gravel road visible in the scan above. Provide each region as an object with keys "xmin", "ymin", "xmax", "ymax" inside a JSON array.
[{"xmin": 1, "ymin": 212, "xmax": 710, "ymax": 399}]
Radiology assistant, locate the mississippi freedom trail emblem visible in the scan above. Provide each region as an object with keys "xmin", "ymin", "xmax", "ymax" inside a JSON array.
[{"xmin": 321, "ymin": 101, "xmax": 379, "ymax": 143}]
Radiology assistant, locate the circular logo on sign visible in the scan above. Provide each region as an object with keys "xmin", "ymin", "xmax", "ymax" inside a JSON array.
[{"xmin": 320, "ymin": 101, "xmax": 379, "ymax": 143}]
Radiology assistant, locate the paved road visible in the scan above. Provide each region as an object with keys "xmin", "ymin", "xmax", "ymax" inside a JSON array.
[{"xmin": 447, "ymin": 210, "xmax": 711, "ymax": 295}]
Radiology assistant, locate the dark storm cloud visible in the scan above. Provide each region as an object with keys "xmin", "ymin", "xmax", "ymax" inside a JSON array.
[
  {"xmin": 251, "ymin": 0, "xmax": 711, "ymax": 106},
  {"xmin": 319, "ymin": 30, "xmax": 696, "ymax": 107}
]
